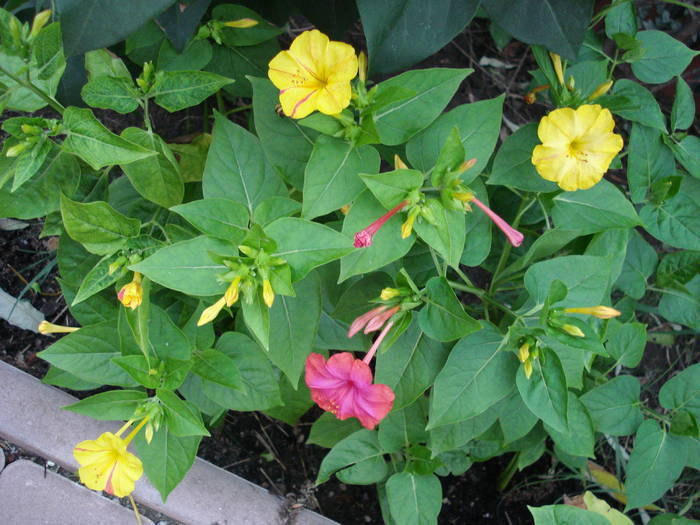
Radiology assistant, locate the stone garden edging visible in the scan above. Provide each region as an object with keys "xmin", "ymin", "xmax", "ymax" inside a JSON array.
[{"xmin": 0, "ymin": 360, "xmax": 336, "ymax": 525}]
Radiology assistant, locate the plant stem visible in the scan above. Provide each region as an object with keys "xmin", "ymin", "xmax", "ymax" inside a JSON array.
[
  {"xmin": 661, "ymin": 0, "xmax": 700, "ymax": 12},
  {"xmin": 429, "ymin": 246, "xmax": 446, "ymax": 277},
  {"xmin": 0, "ymin": 63, "xmax": 65, "ymax": 114},
  {"xmin": 216, "ymin": 90, "xmax": 226, "ymax": 114},
  {"xmin": 448, "ymin": 280, "xmax": 519, "ymax": 319},
  {"xmin": 226, "ymin": 104, "xmax": 252, "ymax": 116},
  {"xmin": 142, "ymin": 98, "xmax": 153, "ymax": 132}
]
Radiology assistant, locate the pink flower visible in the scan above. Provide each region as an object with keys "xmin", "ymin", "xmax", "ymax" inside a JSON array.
[
  {"xmin": 347, "ymin": 305, "xmax": 400, "ymax": 337},
  {"xmin": 353, "ymin": 201, "xmax": 408, "ymax": 248},
  {"xmin": 470, "ymin": 197, "xmax": 524, "ymax": 247},
  {"xmin": 305, "ymin": 352, "xmax": 395, "ymax": 430}
]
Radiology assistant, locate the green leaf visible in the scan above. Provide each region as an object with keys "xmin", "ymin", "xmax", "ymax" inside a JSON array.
[
  {"xmin": 605, "ymin": 0, "xmax": 637, "ymax": 38},
  {"xmin": 544, "ymin": 394, "xmax": 595, "ymax": 458},
  {"xmin": 81, "ymin": 76, "xmax": 140, "ymax": 113},
  {"xmin": 157, "ymin": 389, "xmax": 210, "ymax": 437},
  {"xmin": 316, "ymin": 429, "xmax": 387, "ymax": 485},
  {"xmin": 378, "ymin": 401, "xmax": 428, "ymax": 453},
  {"xmin": 360, "ymin": 169, "xmax": 425, "ymax": 209},
  {"xmin": 253, "ymin": 196, "xmax": 301, "ymax": 227},
  {"xmin": 250, "ymin": 77, "xmax": 317, "ymax": 189},
  {"xmin": 268, "ymin": 272, "xmax": 321, "ymax": 388},
  {"xmin": 131, "ymin": 236, "xmax": 236, "ymax": 296},
  {"xmin": 516, "ymin": 348, "xmax": 568, "ymax": 433},
  {"xmin": 631, "ymin": 30, "xmax": 698, "ymax": 84},
  {"xmin": 669, "ymin": 135, "xmax": 700, "ymax": 179},
  {"xmin": 428, "ymin": 324, "xmax": 517, "ymax": 428},
  {"xmin": 84, "ymin": 49, "xmax": 131, "ymax": 80},
  {"xmin": 262, "ymin": 376, "xmax": 312, "ymax": 425},
  {"xmin": 375, "ymin": 314, "xmax": 449, "ymax": 410},
  {"xmin": 37, "ymin": 321, "xmax": 137, "ymax": 387},
  {"xmin": 671, "ymin": 77, "xmax": 695, "ymax": 132},
  {"xmin": 12, "ymin": 139, "xmax": 54, "ymax": 192},
  {"xmin": 658, "ymin": 274, "xmax": 700, "ymax": 330},
  {"xmin": 308, "ymin": 413, "xmax": 362, "ymax": 449},
  {"xmin": 266, "ymin": 217, "xmax": 354, "ymax": 282},
  {"xmin": 192, "ymin": 348, "xmax": 242, "ymax": 391},
  {"xmin": 157, "ymin": 39, "xmax": 212, "ymax": 72},
  {"xmin": 72, "ymin": 252, "xmax": 123, "ymax": 305},
  {"xmin": 212, "ymin": 4, "xmax": 283, "ymax": 46},
  {"xmin": 625, "ymin": 420, "xmax": 688, "ymax": 510},
  {"xmin": 413, "ymin": 200, "xmax": 466, "ymax": 269},
  {"xmin": 498, "ymin": 391, "xmax": 538, "ymax": 444},
  {"xmin": 418, "ymin": 277, "xmax": 480, "ymax": 342},
  {"xmin": 611, "ymin": 79, "xmax": 666, "ymax": 132},
  {"xmin": 358, "ymin": 0, "xmax": 478, "ymax": 74},
  {"xmin": 302, "ymin": 137, "xmax": 380, "ymax": 219},
  {"xmin": 461, "ymin": 177, "xmax": 492, "ymax": 267},
  {"xmin": 640, "ymin": 179, "xmax": 700, "ymax": 250},
  {"xmin": 372, "ymin": 68, "xmax": 472, "ymax": 145},
  {"xmin": 202, "ymin": 112, "xmax": 283, "ymax": 215},
  {"xmin": 529, "ymin": 505, "xmax": 610, "ymax": 525},
  {"xmin": 551, "ymin": 180, "xmax": 640, "ymax": 233},
  {"xmin": 170, "ymin": 198, "xmax": 248, "ymax": 243},
  {"xmin": 119, "ymin": 127, "xmax": 184, "ymax": 208},
  {"xmin": 42, "ymin": 366, "xmax": 101, "ymax": 391},
  {"xmin": 615, "ymin": 230, "xmax": 658, "ymax": 299},
  {"xmin": 61, "ymin": 107, "xmax": 156, "ymax": 170},
  {"xmin": 133, "ymin": 425, "xmax": 201, "ymax": 501},
  {"xmin": 657, "ymin": 250, "xmax": 700, "ymax": 288},
  {"xmin": 241, "ymin": 291, "xmax": 270, "ymax": 350},
  {"xmin": 627, "ymin": 124, "xmax": 676, "ymax": 203},
  {"xmin": 150, "ymin": 70, "xmax": 233, "ymax": 112},
  {"xmin": 206, "ymin": 41, "xmax": 278, "ymax": 98},
  {"xmin": 65, "ymin": 390, "xmax": 147, "ymax": 420},
  {"xmin": 659, "ymin": 363, "xmax": 700, "ymax": 420},
  {"xmin": 488, "ymin": 123, "xmax": 559, "ymax": 192},
  {"xmin": 385, "ymin": 472, "xmax": 442, "ymax": 525},
  {"xmin": 606, "ymin": 320, "xmax": 646, "ymax": 368},
  {"xmin": 580, "ymin": 375, "xmax": 643, "ymax": 435},
  {"xmin": 429, "ymin": 403, "xmax": 504, "ymax": 455},
  {"xmin": 406, "ymin": 95, "xmax": 504, "ymax": 179},
  {"xmin": 112, "ymin": 355, "xmax": 159, "ymax": 388}
]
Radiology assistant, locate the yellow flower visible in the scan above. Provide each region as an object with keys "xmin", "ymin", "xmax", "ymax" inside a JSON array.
[
  {"xmin": 224, "ymin": 276, "xmax": 241, "ymax": 307},
  {"xmin": 117, "ymin": 272, "xmax": 143, "ymax": 310},
  {"xmin": 565, "ymin": 305, "xmax": 621, "ymax": 319},
  {"xmin": 197, "ymin": 296, "xmax": 226, "ymax": 326},
  {"xmin": 73, "ymin": 419, "xmax": 147, "ymax": 498},
  {"xmin": 394, "ymin": 154, "xmax": 408, "ymax": 170},
  {"xmin": 38, "ymin": 321, "xmax": 79, "ymax": 335},
  {"xmin": 562, "ymin": 324, "xmax": 585, "ymax": 338},
  {"xmin": 268, "ymin": 30, "xmax": 358, "ymax": 119},
  {"xmin": 262, "ymin": 279, "xmax": 275, "ymax": 308},
  {"xmin": 531, "ymin": 105, "xmax": 623, "ymax": 191}
]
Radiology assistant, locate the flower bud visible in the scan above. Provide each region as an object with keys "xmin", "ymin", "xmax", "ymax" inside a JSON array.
[
  {"xmin": 118, "ymin": 273, "xmax": 143, "ymax": 310},
  {"xmin": 197, "ymin": 297, "xmax": 226, "ymax": 326},
  {"xmin": 459, "ymin": 158, "xmax": 477, "ymax": 173},
  {"xmin": 30, "ymin": 9, "xmax": 52, "ymax": 37},
  {"xmin": 401, "ymin": 207, "xmax": 420, "ymax": 239},
  {"xmin": 21, "ymin": 124, "xmax": 41, "ymax": 135},
  {"xmin": 523, "ymin": 360, "xmax": 533, "ymax": 379},
  {"xmin": 549, "ymin": 52, "xmax": 565, "ymax": 86},
  {"xmin": 380, "ymin": 288, "xmax": 401, "ymax": 301},
  {"xmin": 223, "ymin": 18, "xmax": 258, "ymax": 28},
  {"xmin": 6, "ymin": 143, "xmax": 28, "ymax": 157},
  {"xmin": 564, "ymin": 305, "xmax": 621, "ymax": 319},
  {"xmin": 224, "ymin": 276, "xmax": 241, "ymax": 306},
  {"xmin": 518, "ymin": 342, "xmax": 530, "ymax": 363},
  {"xmin": 562, "ymin": 324, "xmax": 585, "ymax": 338},
  {"xmin": 358, "ymin": 51, "xmax": 367, "ymax": 84},
  {"xmin": 340, "ymin": 204, "xmax": 351, "ymax": 215},
  {"xmin": 108, "ymin": 256, "xmax": 127, "ymax": 275},
  {"xmin": 262, "ymin": 279, "xmax": 275, "ymax": 308},
  {"xmin": 38, "ymin": 320, "xmax": 79, "ymax": 335},
  {"xmin": 394, "ymin": 154, "xmax": 408, "ymax": 170},
  {"xmin": 589, "ymin": 80, "xmax": 613, "ymax": 101}
]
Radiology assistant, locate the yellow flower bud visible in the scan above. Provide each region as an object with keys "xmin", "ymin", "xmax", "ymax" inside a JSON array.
[
  {"xmin": 38, "ymin": 320, "xmax": 79, "ymax": 335},
  {"xmin": 564, "ymin": 306, "xmax": 621, "ymax": 319},
  {"xmin": 401, "ymin": 209, "xmax": 418, "ymax": 239},
  {"xmin": 453, "ymin": 191, "xmax": 475, "ymax": 203},
  {"xmin": 224, "ymin": 276, "xmax": 241, "ymax": 307},
  {"xmin": 117, "ymin": 273, "xmax": 143, "ymax": 310},
  {"xmin": 144, "ymin": 422, "xmax": 154, "ymax": 444},
  {"xmin": 549, "ymin": 52, "xmax": 565, "ymax": 86},
  {"xmin": 30, "ymin": 9, "xmax": 52, "ymax": 37},
  {"xmin": 197, "ymin": 297, "xmax": 226, "ymax": 326},
  {"xmin": 6, "ymin": 143, "xmax": 27, "ymax": 157},
  {"xmin": 358, "ymin": 51, "xmax": 367, "ymax": 84},
  {"xmin": 518, "ymin": 342, "xmax": 530, "ymax": 363},
  {"xmin": 459, "ymin": 158, "xmax": 477, "ymax": 172},
  {"xmin": 394, "ymin": 154, "xmax": 408, "ymax": 170},
  {"xmin": 589, "ymin": 80, "xmax": 613, "ymax": 101},
  {"xmin": 262, "ymin": 279, "xmax": 275, "ymax": 308},
  {"xmin": 562, "ymin": 324, "xmax": 585, "ymax": 338},
  {"xmin": 21, "ymin": 124, "xmax": 40, "ymax": 135},
  {"xmin": 380, "ymin": 288, "xmax": 400, "ymax": 301},
  {"xmin": 567, "ymin": 75, "xmax": 575, "ymax": 91},
  {"xmin": 223, "ymin": 18, "xmax": 258, "ymax": 28},
  {"xmin": 523, "ymin": 360, "xmax": 533, "ymax": 379}
]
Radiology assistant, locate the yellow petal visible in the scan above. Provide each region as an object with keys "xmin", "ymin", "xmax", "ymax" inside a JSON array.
[
  {"xmin": 268, "ymin": 50, "xmax": 318, "ymax": 90},
  {"xmin": 107, "ymin": 452, "xmax": 143, "ymax": 498},
  {"xmin": 197, "ymin": 297, "xmax": 226, "ymax": 326},
  {"xmin": 541, "ymin": 107, "xmax": 577, "ymax": 143},
  {"xmin": 279, "ymin": 87, "xmax": 320, "ymax": 119},
  {"xmin": 574, "ymin": 161, "xmax": 605, "ymax": 190},
  {"xmin": 288, "ymin": 30, "xmax": 329, "ymax": 78},
  {"xmin": 316, "ymin": 82, "xmax": 351, "ymax": 115},
  {"xmin": 324, "ymin": 40, "xmax": 358, "ymax": 83}
]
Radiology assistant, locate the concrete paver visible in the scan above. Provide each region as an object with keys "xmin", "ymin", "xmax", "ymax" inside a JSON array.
[
  {"xmin": 0, "ymin": 460, "xmax": 154, "ymax": 525},
  {"xmin": 0, "ymin": 360, "xmax": 337, "ymax": 525}
]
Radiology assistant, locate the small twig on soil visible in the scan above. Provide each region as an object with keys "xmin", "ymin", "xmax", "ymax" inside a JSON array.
[{"xmin": 258, "ymin": 466, "xmax": 283, "ymax": 496}]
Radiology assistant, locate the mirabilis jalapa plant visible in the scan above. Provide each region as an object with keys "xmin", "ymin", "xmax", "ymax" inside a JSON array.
[{"xmin": 1, "ymin": 3, "xmax": 699, "ymax": 524}]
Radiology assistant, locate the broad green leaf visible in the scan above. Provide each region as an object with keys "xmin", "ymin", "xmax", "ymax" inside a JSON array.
[
  {"xmin": 640, "ymin": 179, "xmax": 700, "ymax": 250},
  {"xmin": 428, "ymin": 401, "xmax": 505, "ymax": 455},
  {"xmin": 585, "ymin": 228, "xmax": 629, "ymax": 292},
  {"xmin": 84, "ymin": 48, "xmax": 131, "ymax": 80},
  {"xmin": 418, "ymin": 277, "xmax": 480, "ymax": 342},
  {"xmin": 42, "ymin": 366, "xmax": 101, "ymax": 391},
  {"xmin": 157, "ymin": 389, "xmax": 210, "ymax": 437},
  {"xmin": 112, "ymin": 355, "xmax": 159, "ymax": 388},
  {"xmin": 11, "ymin": 139, "xmax": 54, "ymax": 192},
  {"xmin": 606, "ymin": 320, "xmax": 646, "ymax": 368},
  {"xmin": 81, "ymin": 76, "xmax": 140, "ymax": 113},
  {"xmin": 266, "ymin": 217, "xmax": 354, "ymax": 282},
  {"xmin": 339, "ymin": 191, "xmax": 415, "ymax": 281},
  {"xmin": 488, "ymin": 123, "xmax": 559, "ymax": 192},
  {"xmin": 192, "ymin": 348, "xmax": 242, "ymax": 391},
  {"xmin": 316, "ymin": 429, "xmax": 387, "ymax": 484},
  {"xmin": 308, "ymin": 413, "xmax": 362, "ymax": 449},
  {"xmin": 407, "ymin": 95, "xmax": 504, "ymax": 179},
  {"xmin": 267, "ymin": 272, "xmax": 321, "ymax": 388},
  {"xmin": 133, "ymin": 425, "xmax": 201, "ymax": 501},
  {"xmin": 61, "ymin": 107, "xmax": 156, "ymax": 170},
  {"xmin": 378, "ymin": 401, "xmax": 428, "ymax": 453},
  {"xmin": 461, "ymin": 177, "xmax": 492, "ymax": 267},
  {"xmin": 37, "ymin": 321, "xmax": 138, "ymax": 387},
  {"xmin": 671, "ymin": 77, "xmax": 695, "ymax": 132},
  {"xmin": 501, "ymin": 229, "xmax": 581, "ymax": 280},
  {"xmin": 624, "ymin": 420, "xmax": 688, "ymax": 510},
  {"xmin": 170, "ymin": 198, "xmax": 248, "ymax": 243},
  {"xmin": 131, "ymin": 236, "xmax": 236, "ymax": 296},
  {"xmin": 65, "ymin": 390, "xmax": 147, "ymax": 420},
  {"xmin": 119, "ymin": 127, "xmax": 184, "ymax": 208},
  {"xmin": 580, "ymin": 375, "xmax": 643, "ymax": 435},
  {"xmin": 212, "ymin": 4, "xmax": 283, "ymax": 46},
  {"xmin": 657, "ymin": 250, "xmax": 700, "ymax": 288},
  {"xmin": 627, "ymin": 124, "xmax": 675, "ymax": 203},
  {"xmin": 360, "ymin": 169, "xmax": 424, "ymax": 209},
  {"xmin": 615, "ymin": 230, "xmax": 658, "ymax": 299},
  {"xmin": 605, "ymin": 0, "xmax": 637, "ymax": 38},
  {"xmin": 150, "ymin": 70, "xmax": 233, "ymax": 112},
  {"xmin": 206, "ymin": 40, "xmax": 279, "ymax": 98},
  {"xmin": 372, "ymin": 68, "xmax": 472, "ymax": 145},
  {"xmin": 658, "ymin": 275, "xmax": 700, "ymax": 330},
  {"xmin": 659, "ymin": 363, "xmax": 700, "ymax": 420},
  {"xmin": 529, "ymin": 505, "xmax": 610, "ymax": 525},
  {"xmin": 482, "ymin": 0, "xmax": 594, "ymax": 60},
  {"xmin": 498, "ymin": 391, "xmax": 538, "ymax": 444},
  {"xmin": 262, "ymin": 376, "xmax": 312, "ymax": 425},
  {"xmin": 516, "ymin": 348, "xmax": 568, "ymax": 433},
  {"xmin": 612, "ymin": 80, "xmax": 666, "ymax": 132},
  {"xmin": 631, "ymin": 30, "xmax": 698, "ymax": 84},
  {"xmin": 303, "ymin": 137, "xmax": 380, "ymax": 219},
  {"xmin": 157, "ymin": 38, "xmax": 212, "ymax": 72},
  {"xmin": 375, "ymin": 315, "xmax": 449, "ymax": 410},
  {"xmin": 358, "ymin": 0, "xmax": 479, "ymax": 74},
  {"xmin": 552, "ymin": 180, "xmax": 640, "ymax": 233},
  {"xmin": 583, "ymin": 491, "xmax": 634, "ymax": 525},
  {"xmin": 250, "ymin": 77, "xmax": 317, "ymax": 189},
  {"xmin": 428, "ymin": 324, "xmax": 516, "ymax": 428},
  {"xmin": 61, "ymin": 195, "xmax": 141, "ymax": 255},
  {"xmin": 544, "ymin": 394, "xmax": 595, "ymax": 458},
  {"xmin": 253, "ymin": 196, "xmax": 301, "ymax": 227},
  {"xmin": 413, "ymin": 200, "xmax": 466, "ymax": 269},
  {"xmin": 73, "ymin": 252, "xmax": 123, "ymax": 305},
  {"xmin": 241, "ymin": 292, "xmax": 270, "ymax": 350},
  {"xmin": 385, "ymin": 472, "xmax": 442, "ymax": 525},
  {"xmin": 202, "ymin": 112, "xmax": 283, "ymax": 214},
  {"xmin": 669, "ymin": 135, "xmax": 700, "ymax": 179}
]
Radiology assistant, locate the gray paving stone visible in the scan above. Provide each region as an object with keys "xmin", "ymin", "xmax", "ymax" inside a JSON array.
[
  {"xmin": 0, "ymin": 459, "xmax": 154, "ymax": 525},
  {"xmin": 0, "ymin": 360, "xmax": 337, "ymax": 525}
]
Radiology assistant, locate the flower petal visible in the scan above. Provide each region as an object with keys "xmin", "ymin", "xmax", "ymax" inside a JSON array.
[
  {"xmin": 316, "ymin": 82, "xmax": 351, "ymax": 115},
  {"xmin": 540, "ymin": 107, "xmax": 577, "ymax": 143},
  {"xmin": 268, "ymin": 50, "xmax": 316, "ymax": 90},
  {"xmin": 279, "ymin": 87, "xmax": 320, "ymax": 119},
  {"xmin": 288, "ymin": 30, "xmax": 329, "ymax": 80},
  {"xmin": 353, "ymin": 383, "xmax": 395, "ymax": 429},
  {"xmin": 324, "ymin": 41, "xmax": 358, "ymax": 83}
]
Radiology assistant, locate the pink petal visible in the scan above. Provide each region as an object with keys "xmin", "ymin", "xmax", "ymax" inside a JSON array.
[
  {"xmin": 348, "ymin": 305, "xmax": 388, "ymax": 338},
  {"xmin": 353, "ymin": 383, "xmax": 395, "ymax": 429}
]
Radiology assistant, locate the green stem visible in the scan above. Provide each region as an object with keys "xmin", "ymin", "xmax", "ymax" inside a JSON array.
[
  {"xmin": 216, "ymin": 90, "xmax": 226, "ymax": 114},
  {"xmin": 661, "ymin": 0, "xmax": 700, "ymax": 12},
  {"xmin": 448, "ymin": 280, "xmax": 519, "ymax": 319},
  {"xmin": 142, "ymin": 98, "xmax": 153, "ymax": 132},
  {"xmin": 226, "ymin": 104, "xmax": 252, "ymax": 116},
  {"xmin": 429, "ymin": 246, "xmax": 446, "ymax": 277},
  {"xmin": 0, "ymin": 63, "xmax": 65, "ymax": 114}
]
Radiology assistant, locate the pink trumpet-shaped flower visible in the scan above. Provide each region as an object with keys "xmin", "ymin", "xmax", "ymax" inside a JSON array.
[
  {"xmin": 470, "ymin": 197, "xmax": 524, "ymax": 247},
  {"xmin": 348, "ymin": 305, "xmax": 389, "ymax": 337},
  {"xmin": 353, "ymin": 201, "xmax": 408, "ymax": 248}
]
